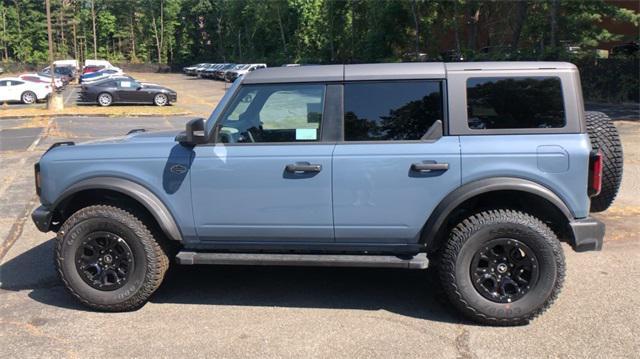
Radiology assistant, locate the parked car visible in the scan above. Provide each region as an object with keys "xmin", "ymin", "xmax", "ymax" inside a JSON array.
[
  {"xmin": 225, "ymin": 63, "xmax": 267, "ymax": 82},
  {"xmin": 78, "ymin": 77, "xmax": 177, "ymax": 106},
  {"xmin": 0, "ymin": 77, "xmax": 52, "ymax": 104},
  {"xmin": 79, "ymin": 68, "xmax": 124, "ymax": 84},
  {"xmin": 19, "ymin": 73, "xmax": 64, "ymax": 90},
  {"xmin": 212, "ymin": 63, "xmax": 237, "ymax": 80},
  {"xmin": 41, "ymin": 65, "xmax": 77, "ymax": 82},
  {"xmin": 38, "ymin": 71, "xmax": 69, "ymax": 86},
  {"xmin": 54, "ymin": 59, "xmax": 80, "ymax": 71},
  {"xmin": 31, "ymin": 62, "xmax": 622, "ymax": 326},
  {"xmin": 201, "ymin": 63, "xmax": 226, "ymax": 78},
  {"xmin": 189, "ymin": 63, "xmax": 212, "ymax": 76},
  {"xmin": 85, "ymin": 59, "xmax": 117, "ymax": 69},
  {"xmin": 82, "ymin": 65, "xmax": 105, "ymax": 75},
  {"xmin": 196, "ymin": 63, "xmax": 219, "ymax": 77},
  {"xmin": 183, "ymin": 63, "xmax": 206, "ymax": 76}
]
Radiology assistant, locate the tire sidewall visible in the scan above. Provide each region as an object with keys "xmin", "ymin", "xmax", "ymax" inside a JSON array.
[
  {"xmin": 58, "ymin": 217, "xmax": 149, "ymax": 306},
  {"xmin": 453, "ymin": 222, "xmax": 559, "ymax": 320}
]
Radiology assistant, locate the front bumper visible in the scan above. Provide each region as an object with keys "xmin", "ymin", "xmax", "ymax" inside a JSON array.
[
  {"xmin": 569, "ymin": 217, "xmax": 605, "ymax": 252},
  {"xmin": 32, "ymin": 205, "xmax": 53, "ymax": 232}
]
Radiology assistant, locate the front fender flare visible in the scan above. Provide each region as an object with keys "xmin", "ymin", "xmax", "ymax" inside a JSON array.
[
  {"xmin": 52, "ymin": 177, "xmax": 183, "ymax": 241},
  {"xmin": 422, "ymin": 177, "xmax": 574, "ymax": 249}
]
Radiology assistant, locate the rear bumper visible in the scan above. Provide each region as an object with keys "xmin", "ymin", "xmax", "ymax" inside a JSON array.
[
  {"xmin": 32, "ymin": 205, "xmax": 53, "ymax": 233},
  {"xmin": 569, "ymin": 217, "xmax": 605, "ymax": 252}
]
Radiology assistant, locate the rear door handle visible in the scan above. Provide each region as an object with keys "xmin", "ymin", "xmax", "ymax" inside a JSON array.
[
  {"xmin": 411, "ymin": 162, "xmax": 449, "ymax": 172},
  {"xmin": 285, "ymin": 162, "xmax": 322, "ymax": 173}
]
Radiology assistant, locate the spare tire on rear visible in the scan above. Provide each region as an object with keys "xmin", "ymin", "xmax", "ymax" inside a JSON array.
[{"xmin": 585, "ymin": 111, "xmax": 623, "ymax": 212}]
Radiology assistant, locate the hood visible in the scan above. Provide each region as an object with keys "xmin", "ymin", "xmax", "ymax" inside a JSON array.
[
  {"xmin": 41, "ymin": 129, "xmax": 189, "ymax": 162},
  {"xmin": 78, "ymin": 129, "xmax": 181, "ymax": 146},
  {"xmin": 140, "ymin": 83, "xmax": 175, "ymax": 92}
]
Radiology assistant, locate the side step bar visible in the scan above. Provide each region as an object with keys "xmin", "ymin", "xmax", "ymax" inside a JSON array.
[{"xmin": 176, "ymin": 251, "xmax": 429, "ymax": 269}]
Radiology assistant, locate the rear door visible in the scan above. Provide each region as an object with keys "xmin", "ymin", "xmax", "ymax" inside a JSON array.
[
  {"xmin": 332, "ymin": 80, "xmax": 461, "ymax": 243},
  {"xmin": 191, "ymin": 83, "xmax": 337, "ymax": 242}
]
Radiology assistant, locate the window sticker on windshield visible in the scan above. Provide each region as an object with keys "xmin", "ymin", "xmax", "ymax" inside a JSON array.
[
  {"xmin": 121, "ymin": 81, "xmax": 132, "ymax": 88},
  {"xmin": 296, "ymin": 128, "xmax": 317, "ymax": 140}
]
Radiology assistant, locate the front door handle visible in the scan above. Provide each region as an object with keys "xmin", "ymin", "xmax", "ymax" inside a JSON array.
[
  {"xmin": 285, "ymin": 162, "xmax": 322, "ymax": 173},
  {"xmin": 411, "ymin": 162, "xmax": 449, "ymax": 172}
]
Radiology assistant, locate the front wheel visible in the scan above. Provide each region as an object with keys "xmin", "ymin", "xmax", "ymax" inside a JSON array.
[
  {"xmin": 55, "ymin": 205, "xmax": 169, "ymax": 311},
  {"xmin": 438, "ymin": 209, "xmax": 565, "ymax": 326},
  {"xmin": 154, "ymin": 93, "xmax": 168, "ymax": 106}
]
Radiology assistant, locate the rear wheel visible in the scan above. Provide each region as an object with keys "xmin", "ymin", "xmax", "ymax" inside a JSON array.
[
  {"xmin": 154, "ymin": 93, "xmax": 168, "ymax": 106},
  {"xmin": 585, "ymin": 111, "xmax": 623, "ymax": 212},
  {"xmin": 438, "ymin": 209, "xmax": 565, "ymax": 326},
  {"xmin": 21, "ymin": 91, "xmax": 36, "ymax": 104},
  {"xmin": 55, "ymin": 205, "xmax": 169, "ymax": 311},
  {"xmin": 97, "ymin": 92, "xmax": 113, "ymax": 107}
]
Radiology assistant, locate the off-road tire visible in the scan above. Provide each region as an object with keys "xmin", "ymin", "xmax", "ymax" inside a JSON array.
[
  {"xmin": 438, "ymin": 210, "xmax": 565, "ymax": 326},
  {"xmin": 585, "ymin": 111, "xmax": 623, "ymax": 212},
  {"xmin": 55, "ymin": 205, "xmax": 169, "ymax": 311}
]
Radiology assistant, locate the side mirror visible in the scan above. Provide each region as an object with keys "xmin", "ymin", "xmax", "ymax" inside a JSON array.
[{"xmin": 176, "ymin": 118, "xmax": 207, "ymax": 146}]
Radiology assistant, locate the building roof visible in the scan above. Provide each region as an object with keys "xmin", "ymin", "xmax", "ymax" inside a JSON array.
[{"xmin": 242, "ymin": 62, "xmax": 577, "ymax": 84}]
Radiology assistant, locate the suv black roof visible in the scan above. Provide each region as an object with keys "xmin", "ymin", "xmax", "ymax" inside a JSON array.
[{"xmin": 242, "ymin": 62, "xmax": 577, "ymax": 84}]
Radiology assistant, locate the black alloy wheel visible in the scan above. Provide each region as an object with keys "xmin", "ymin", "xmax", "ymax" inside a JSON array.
[
  {"xmin": 75, "ymin": 231, "xmax": 134, "ymax": 291},
  {"xmin": 470, "ymin": 238, "xmax": 539, "ymax": 303}
]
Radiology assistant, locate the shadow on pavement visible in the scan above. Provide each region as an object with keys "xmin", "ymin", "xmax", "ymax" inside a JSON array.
[{"xmin": 1, "ymin": 239, "xmax": 463, "ymax": 324}]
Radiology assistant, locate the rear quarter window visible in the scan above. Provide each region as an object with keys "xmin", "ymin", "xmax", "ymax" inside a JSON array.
[{"xmin": 466, "ymin": 76, "xmax": 565, "ymax": 130}]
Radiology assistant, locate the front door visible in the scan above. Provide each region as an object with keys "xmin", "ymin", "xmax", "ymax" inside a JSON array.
[
  {"xmin": 115, "ymin": 80, "xmax": 147, "ymax": 103},
  {"xmin": 332, "ymin": 80, "xmax": 461, "ymax": 243},
  {"xmin": 191, "ymin": 83, "xmax": 335, "ymax": 242}
]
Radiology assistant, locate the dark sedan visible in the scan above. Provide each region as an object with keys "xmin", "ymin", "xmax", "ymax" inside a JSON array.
[{"xmin": 79, "ymin": 78, "xmax": 177, "ymax": 106}]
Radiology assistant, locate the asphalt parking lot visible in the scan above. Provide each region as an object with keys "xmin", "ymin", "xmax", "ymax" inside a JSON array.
[{"xmin": 0, "ymin": 74, "xmax": 639, "ymax": 358}]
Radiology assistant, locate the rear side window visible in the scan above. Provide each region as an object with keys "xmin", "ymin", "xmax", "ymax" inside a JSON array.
[
  {"xmin": 344, "ymin": 81, "xmax": 443, "ymax": 141},
  {"xmin": 466, "ymin": 77, "xmax": 565, "ymax": 130}
]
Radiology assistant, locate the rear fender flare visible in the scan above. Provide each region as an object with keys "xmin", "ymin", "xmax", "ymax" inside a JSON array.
[{"xmin": 422, "ymin": 177, "xmax": 574, "ymax": 248}]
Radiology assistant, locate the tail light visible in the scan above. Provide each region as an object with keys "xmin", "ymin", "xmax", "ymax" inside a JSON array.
[{"xmin": 588, "ymin": 150, "xmax": 603, "ymax": 197}]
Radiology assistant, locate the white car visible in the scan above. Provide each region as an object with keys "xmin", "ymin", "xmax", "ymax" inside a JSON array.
[
  {"xmin": 80, "ymin": 68, "xmax": 125, "ymax": 84},
  {"xmin": 0, "ymin": 77, "xmax": 52, "ymax": 104},
  {"xmin": 84, "ymin": 59, "xmax": 117, "ymax": 69},
  {"xmin": 19, "ymin": 73, "xmax": 64, "ymax": 89}
]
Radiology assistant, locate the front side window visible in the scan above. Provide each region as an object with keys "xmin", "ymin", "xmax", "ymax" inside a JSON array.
[
  {"xmin": 344, "ymin": 81, "xmax": 443, "ymax": 141},
  {"xmin": 466, "ymin": 77, "xmax": 565, "ymax": 130},
  {"xmin": 217, "ymin": 84, "xmax": 325, "ymax": 143},
  {"xmin": 118, "ymin": 80, "xmax": 139, "ymax": 88}
]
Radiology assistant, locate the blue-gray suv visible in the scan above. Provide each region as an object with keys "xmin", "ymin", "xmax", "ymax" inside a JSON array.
[{"xmin": 32, "ymin": 62, "xmax": 623, "ymax": 325}]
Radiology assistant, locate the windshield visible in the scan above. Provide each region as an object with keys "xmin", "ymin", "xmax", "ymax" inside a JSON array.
[{"xmin": 205, "ymin": 78, "xmax": 242, "ymax": 134}]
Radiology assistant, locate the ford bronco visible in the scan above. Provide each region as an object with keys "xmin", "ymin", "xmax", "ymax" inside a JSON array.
[{"xmin": 32, "ymin": 62, "xmax": 623, "ymax": 325}]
